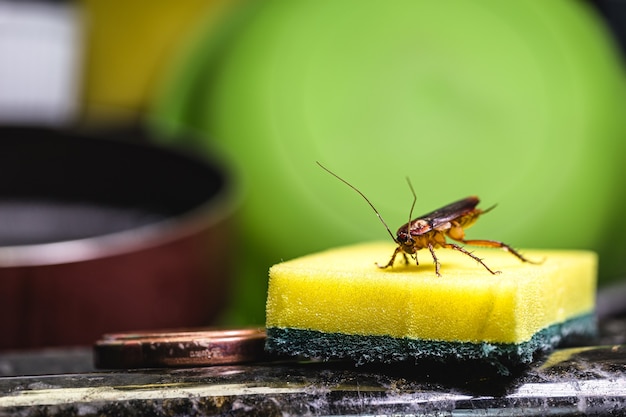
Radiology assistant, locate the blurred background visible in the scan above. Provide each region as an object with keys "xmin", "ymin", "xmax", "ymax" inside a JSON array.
[{"xmin": 0, "ymin": 0, "xmax": 624, "ymax": 349}]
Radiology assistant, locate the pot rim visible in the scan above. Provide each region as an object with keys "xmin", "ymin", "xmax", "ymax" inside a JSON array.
[{"xmin": 0, "ymin": 191, "xmax": 238, "ymax": 267}]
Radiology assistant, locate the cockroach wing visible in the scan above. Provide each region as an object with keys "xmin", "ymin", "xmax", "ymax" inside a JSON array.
[{"xmin": 406, "ymin": 196, "xmax": 480, "ymax": 236}]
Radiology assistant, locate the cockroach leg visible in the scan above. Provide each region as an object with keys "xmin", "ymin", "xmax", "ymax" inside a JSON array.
[
  {"xmin": 428, "ymin": 242, "xmax": 442, "ymax": 277},
  {"xmin": 459, "ymin": 239, "xmax": 539, "ymax": 264},
  {"xmin": 402, "ymin": 252, "xmax": 411, "ymax": 265},
  {"xmin": 377, "ymin": 246, "xmax": 402, "ymax": 269},
  {"xmin": 444, "ymin": 242, "xmax": 500, "ymax": 275}
]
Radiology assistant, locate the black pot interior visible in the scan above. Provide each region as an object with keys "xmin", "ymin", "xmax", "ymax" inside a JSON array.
[{"xmin": 0, "ymin": 127, "xmax": 227, "ymax": 245}]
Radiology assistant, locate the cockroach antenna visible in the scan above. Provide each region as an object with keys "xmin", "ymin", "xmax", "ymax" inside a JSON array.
[{"xmin": 316, "ymin": 161, "xmax": 397, "ymax": 243}]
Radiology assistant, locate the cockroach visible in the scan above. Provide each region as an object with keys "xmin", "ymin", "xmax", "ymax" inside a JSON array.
[{"xmin": 317, "ymin": 162, "xmax": 534, "ymax": 276}]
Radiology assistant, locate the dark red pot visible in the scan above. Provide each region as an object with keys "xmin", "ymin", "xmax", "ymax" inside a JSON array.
[{"xmin": 0, "ymin": 127, "xmax": 237, "ymax": 350}]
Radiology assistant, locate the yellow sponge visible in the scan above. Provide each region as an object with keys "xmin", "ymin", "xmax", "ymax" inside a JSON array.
[{"xmin": 265, "ymin": 242, "xmax": 597, "ymax": 370}]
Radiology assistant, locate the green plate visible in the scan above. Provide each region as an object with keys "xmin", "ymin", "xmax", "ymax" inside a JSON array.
[{"xmin": 152, "ymin": 1, "xmax": 626, "ymax": 322}]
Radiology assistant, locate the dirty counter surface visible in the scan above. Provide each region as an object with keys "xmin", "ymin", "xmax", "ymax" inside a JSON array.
[{"xmin": 0, "ymin": 316, "xmax": 625, "ymax": 417}]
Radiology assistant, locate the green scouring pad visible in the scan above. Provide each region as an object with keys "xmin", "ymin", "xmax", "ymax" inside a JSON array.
[{"xmin": 265, "ymin": 242, "xmax": 597, "ymax": 372}]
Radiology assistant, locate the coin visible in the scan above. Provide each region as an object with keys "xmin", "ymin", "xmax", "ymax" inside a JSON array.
[{"xmin": 94, "ymin": 327, "xmax": 267, "ymax": 369}]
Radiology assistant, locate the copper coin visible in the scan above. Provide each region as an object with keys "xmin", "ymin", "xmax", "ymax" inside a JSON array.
[{"xmin": 94, "ymin": 327, "xmax": 267, "ymax": 369}]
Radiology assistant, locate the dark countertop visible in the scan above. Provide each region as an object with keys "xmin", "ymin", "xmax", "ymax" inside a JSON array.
[
  {"xmin": 0, "ymin": 345, "xmax": 625, "ymax": 416},
  {"xmin": 0, "ymin": 325, "xmax": 625, "ymax": 416},
  {"xmin": 1, "ymin": 288, "xmax": 625, "ymax": 417}
]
